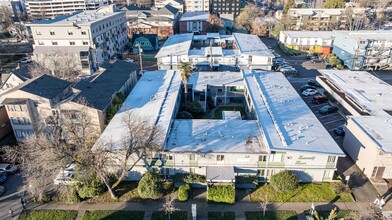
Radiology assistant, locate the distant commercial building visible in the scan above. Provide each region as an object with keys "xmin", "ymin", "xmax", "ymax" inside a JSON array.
[
  {"xmin": 285, "ymin": 9, "xmax": 347, "ymax": 31},
  {"xmin": 94, "ymin": 70, "xmax": 344, "ymax": 182},
  {"xmin": 27, "ymin": 5, "xmax": 128, "ymax": 75},
  {"xmin": 0, "ymin": 0, "xmax": 26, "ymax": 20},
  {"xmin": 317, "ymin": 70, "xmax": 392, "ymax": 180},
  {"xmin": 279, "ymin": 31, "xmax": 335, "ymax": 54},
  {"xmin": 25, "ymin": 0, "xmax": 108, "ymax": 19},
  {"xmin": 179, "ymin": 11, "xmax": 209, "ymax": 34},
  {"xmin": 332, "ymin": 30, "xmax": 392, "ymax": 70},
  {"xmin": 154, "ymin": 0, "xmax": 184, "ymax": 12},
  {"xmin": 1, "ymin": 60, "xmax": 138, "ymax": 142},
  {"xmin": 185, "ymin": 0, "xmax": 209, "ymax": 12},
  {"xmin": 155, "ymin": 33, "xmax": 274, "ymax": 71},
  {"xmin": 210, "ymin": 0, "xmax": 240, "ymax": 21}
]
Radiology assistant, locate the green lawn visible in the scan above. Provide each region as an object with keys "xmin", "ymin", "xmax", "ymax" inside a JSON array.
[
  {"xmin": 151, "ymin": 211, "xmax": 188, "ymax": 220},
  {"xmin": 82, "ymin": 210, "xmax": 144, "ymax": 220},
  {"xmin": 250, "ymin": 183, "xmax": 352, "ymax": 203},
  {"xmin": 208, "ymin": 212, "xmax": 235, "ymax": 220},
  {"xmin": 245, "ymin": 211, "xmax": 298, "ymax": 220},
  {"xmin": 214, "ymin": 106, "xmax": 246, "ymax": 119},
  {"xmin": 18, "ymin": 210, "xmax": 78, "ymax": 220}
]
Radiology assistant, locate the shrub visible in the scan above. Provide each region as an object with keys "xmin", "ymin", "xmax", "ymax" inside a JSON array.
[
  {"xmin": 182, "ymin": 101, "xmax": 204, "ymax": 118},
  {"xmin": 173, "ymin": 173, "xmax": 206, "ymax": 184},
  {"xmin": 207, "ymin": 184, "xmax": 235, "ymax": 204},
  {"xmin": 177, "ymin": 111, "xmax": 193, "ymax": 119},
  {"xmin": 138, "ymin": 172, "xmax": 163, "ymax": 199},
  {"xmin": 178, "ymin": 184, "xmax": 190, "ymax": 202},
  {"xmin": 105, "ymin": 93, "xmax": 126, "ymax": 123},
  {"xmin": 53, "ymin": 188, "xmax": 80, "ymax": 204},
  {"xmin": 270, "ymin": 170, "xmax": 298, "ymax": 192},
  {"xmin": 75, "ymin": 179, "xmax": 106, "ymax": 199}
]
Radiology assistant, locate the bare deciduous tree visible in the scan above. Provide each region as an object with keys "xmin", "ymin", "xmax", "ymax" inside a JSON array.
[
  {"xmin": 205, "ymin": 14, "xmax": 224, "ymax": 33},
  {"xmin": 236, "ymin": 3, "xmax": 265, "ymax": 31},
  {"xmin": 135, "ymin": 0, "xmax": 152, "ymax": 7},
  {"xmin": 0, "ymin": 6, "xmax": 13, "ymax": 29},
  {"xmin": 160, "ymin": 194, "xmax": 179, "ymax": 220}
]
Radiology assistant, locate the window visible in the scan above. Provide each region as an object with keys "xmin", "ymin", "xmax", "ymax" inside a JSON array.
[
  {"xmin": 190, "ymin": 168, "xmax": 195, "ymax": 173},
  {"xmin": 189, "ymin": 154, "xmax": 196, "ymax": 161},
  {"xmin": 50, "ymin": 31, "xmax": 55, "ymax": 35},
  {"xmin": 69, "ymin": 41, "xmax": 75, "ymax": 45},
  {"xmin": 36, "ymin": 30, "xmax": 41, "ymax": 35},
  {"xmin": 327, "ymin": 156, "xmax": 336, "ymax": 163},
  {"xmin": 81, "ymin": 30, "xmax": 87, "ymax": 35},
  {"xmin": 82, "ymin": 41, "xmax": 88, "ymax": 45},
  {"xmin": 11, "ymin": 117, "xmax": 18, "ymax": 125},
  {"xmin": 258, "ymin": 155, "xmax": 267, "ymax": 162},
  {"xmin": 38, "ymin": 41, "xmax": 44, "ymax": 45},
  {"xmin": 68, "ymin": 31, "xmax": 73, "ymax": 35},
  {"xmin": 167, "ymin": 154, "xmax": 173, "ymax": 160},
  {"xmin": 52, "ymin": 41, "xmax": 58, "ymax": 45},
  {"xmin": 216, "ymin": 155, "xmax": 224, "ymax": 161}
]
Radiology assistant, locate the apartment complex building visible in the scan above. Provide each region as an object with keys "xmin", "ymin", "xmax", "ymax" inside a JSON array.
[
  {"xmin": 285, "ymin": 9, "xmax": 346, "ymax": 31},
  {"xmin": 210, "ymin": 0, "xmax": 240, "ymax": 21},
  {"xmin": 25, "ymin": 0, "xmax": 108, "ymax": 19},
  {"xmin": 178, "ymin": 11, "xmax": 209, "ymax": 34},
  {"xmin": 28, "ymin": 5, "xmax": 128, "ymax": 75},
  {"xmin": 155, "ymin": 33, "xmax": 274, "ymax": 70},
  {"xmin": 279, "ymin": 31, "xmax": 335, "ymax": 54},
  {"xmin": 317, "ymin": 70, "xmax": 392, "ymax": 180},
  {"xmin": 94, "ymin": 70, "xmax": 343, "ymax": 182},
  {"xmin": 185, "ymin": 0, "xmax": 209, "ymax": 12},
  {"xmin": 123, "ymin": 4, "xmax": 180, "ymax": 39},
  {"xmin": 1, "ymin": 60, "xmax": 138, "ymax": 142},
  {"xmin": 332, "ymin": 30, "xmax": 392, "ymax": 70},
  {"xmin": 154, "ymin": 0, "xmax": 184, "ymax": 12}
]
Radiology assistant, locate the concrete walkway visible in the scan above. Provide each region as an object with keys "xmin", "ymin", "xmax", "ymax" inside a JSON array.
[{"xmin": 24, "ymin": 200, "xmax": 380, "ymax": 220}]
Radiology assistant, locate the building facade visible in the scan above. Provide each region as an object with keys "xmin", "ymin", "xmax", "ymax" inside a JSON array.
[
  {"xmin": 285, "ymin": 9, "xmax": 347, "ymax": 31},
  {"xmin": 279, "ymin": 31, "xmax": 335, "ymax": 54},
  {"xmin": 155, "ymin": 33, "xmax": 274, "ymax": 71},
  {"xmin": 332, "ymin": 30, "xmax": 392, "ymax": 70},
  {"xmin": 185, "ymin": 0, "xmax": 209, "ymax": 12},
  {"xmin": 179, "ymin": 11, "xmax": 209, "ymax": 34},
  {"xmin": 25, "ymin": 0, "xmax": 108, "ymax": 19},
  {"xmin": 154, "ymin": 0, "xmax": 184, "ymax": 12},
  {"xmin": 210, "ymin": 0, "xmax": 240, "ymax": 21},
  {"xmin": 28, "ymin": 5, "xmax": 128, "ymax": 75}
]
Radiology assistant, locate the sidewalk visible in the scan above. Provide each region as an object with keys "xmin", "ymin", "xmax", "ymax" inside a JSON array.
[{"xmin": 26, "ymin": 200, "xmax": 378, "ymax": 220}]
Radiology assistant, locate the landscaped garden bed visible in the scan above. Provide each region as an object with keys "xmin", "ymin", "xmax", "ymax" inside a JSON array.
[
  {"xmin": 19, "ymin": 210, "xmax": 78, "ymax": 220},
  {"xmin": 207, "ymin": 184, "xmax": 235, "ymax": 204},
  {"xmin": 82, "ymin": 210, "xmax": 144, "ymax": 220}
]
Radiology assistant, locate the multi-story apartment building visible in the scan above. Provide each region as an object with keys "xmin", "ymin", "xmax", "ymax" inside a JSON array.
[
  {"xmin": 25, "ymin": 0, "xmax": 108, "ymax": 19},
  {"xmin": 284, "ymin": 9, "xmax": 347, "ymax": 31},
  {"xmin": 210, "ymin": 0, "xmax": 240, "ymax": 21},
  {"xmin": 185, "ymin": 0, "xmax": 209, "ymax": 12},
  {"xmin": 156, "ymin": 33, "xmax": 274, "ymax": 70},
  {"xmin": 154, "ymin": 0, "xmax": 184, "ymax": 12},
  {"xmin": 279, "ymin": 31, "xmax": 335, "ymax": 54},
  {"xmin": 178, "ymin": 11, "xmax": 209, "ymax": 34},
  {"xmin": 0, "ymin": 0, "xmax": 26, "ymax": 20},
  {"xmin": 1, "ymin": 60, "xmax": 138, "ymax": 142},
  {"xmin": 316, "ymin": 70, "xmax": 392, "ymax": 180},
  {"xmin": 123, "ymin": 4, "xmax": 180, "ymax": 39},
  {"xmin": 27, "ymin": 5, "xmax": 128, "ymax": 75},
  {"xmin": 94, "ymin": 70, "xmax": 344, "ymax": 182},
  {"xmin": 332, "ymin": 30, "xmax": 392, "ymax": 70}
]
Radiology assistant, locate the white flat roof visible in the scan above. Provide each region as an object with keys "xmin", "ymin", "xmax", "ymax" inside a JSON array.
[
  {"xmin": 179, "ymin": 11, "xmax": 209, "ymax": 21},
  {"xmin": 188, "ymin": 71, "xmax": 243, "ymax": 91},
  {"xmin": 290, "ymin": 8, "xmax": 344, "ymax": 16},
  {"xmin": 319, "ymin": 70, "xmax": 392, "ymax": 116},
  {"xmin": 242, "ymin": 70, "xmax": 344, "ymax": 155},
  {"xmin": 166, "ymin": 119, "xmax": 269, "ymax": 154},
  {"xmin": 350, "ymin": 116, "xmax": 392, "ymax": 153},
  {"xmin": 223, "ymin": 111, "xmax": 242, "ymax": 120},
  {"xmin": 280, "ymin": 31, "xmax": 335, "ymax": 39},
  {"xmin": 155, "ymin": 33, "xmax": 193, "ymax": 58},
  {"xmin": 233, "ymin": 33, "xmax": 274, "ymax": 57},
  {"xmin": 93, "ymin": 70, "xmax": 181, "ymax": 150},
  {"xmin": 334, "ymin": 30, "xmax": 392, "ymax": 41}
]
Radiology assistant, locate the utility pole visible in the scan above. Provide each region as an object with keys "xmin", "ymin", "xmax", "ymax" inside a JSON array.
[
  {"xmin": 137, "ymin": 43, "xmax": 143, "ymax": 75},
  {"xmin": 210, "ymin": 41, "xmax": 213, "ymax": 71}
]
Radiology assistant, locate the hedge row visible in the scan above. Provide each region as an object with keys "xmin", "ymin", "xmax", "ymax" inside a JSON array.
[{"xmin": 207, "ymin": 184, "xmax": 235, "ymax": 204}]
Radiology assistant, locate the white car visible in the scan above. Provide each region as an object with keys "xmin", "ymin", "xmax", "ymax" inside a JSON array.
[
  {"xmin": 123, "ymin": 58, "xmax": 134, "ymax": 62},
  {"xmin": 0, "ymin": 163, "xmax": 19, "ymax": 174},
  {"xmin": 54, "ymin": 172, "xmax": 76, "ymax": 185},
  {"xmin": 302, "ymin": 88, "xmax": 318, "ymax": 96},
  {"xmin": 20, "ymin": 57, "xmax": 32, "ymax": 63}
]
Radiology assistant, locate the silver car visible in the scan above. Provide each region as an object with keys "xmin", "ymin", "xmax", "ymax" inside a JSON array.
[{"xmin": 0, "ymin": 164, "xmax": 19, "ymax": 174}]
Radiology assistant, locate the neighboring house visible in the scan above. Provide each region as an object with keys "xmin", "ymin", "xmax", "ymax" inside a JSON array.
[
  {"xmin": 185, "ymin": 0, "xmax": 209, "ymax": 12},
  {"xmin": 279, "ymin": 31, "xmax": 335, "ymax": 54},
  {"xmin": 179, "ymin": 11, "xmax": 209, "ymax": 34},
  {"xmin": 332, "ymin": 30, "xmax": 392, "ymax": 70},
  {"xmin": 124, "ymin": 4, "xmax": 180, "ymax": 39},
  {"xmin": 0, "ymin": 0, "xmax": 26, "ymax": 20},
  {"xmin": 210, "ymin": 0, "xmax": 240, "ymax": 21},
  {"xmin": 131, "ymin": 34, "xmax": 159, "ymax": 52},
  {"xmin": 93, "ymin": 70, "xmax": 344, "ymax": 182},
  {"xmin": 25, "ymin": 0, "xmax": 108, "ymax": 19},
  {"xmin": 0, "ymin": 60, "xmax": 138, "ymax": 142},
  {"xmin": 0, "ymin": 65, "xmax": 32, "ymax": 93},
  {"xmin": 154, "ymin": 0, "xmax": 184, "ymax": 12},
  {"xmin": 27, "ymin": 5, "xmax": 128, "ymax": 75},
  {"xmin": 284, "ymin": 9, "xmax": 347, "ymax": 31},
  {"xmin": 317, "ymin": 70, "xmax": 392, "ymax": 180},
  {"xmin": 155, "ymin": 33, "xmax": 274, "ymax": 71}
]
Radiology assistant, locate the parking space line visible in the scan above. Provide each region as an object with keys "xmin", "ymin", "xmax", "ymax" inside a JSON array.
[
  {"xmin": 319, "ymin": 113, "xmax": 338, "ymax": 119},
  {"xmin": 324, "ymin": 119, "xmax": 345, "ymax": 125}
]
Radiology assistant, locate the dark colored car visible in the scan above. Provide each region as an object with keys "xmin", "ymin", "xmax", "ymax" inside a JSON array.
[
  {"xmin": 311, "ymin": 58, "xmax": 324, "ymax": 63},
  {"xmin": 319, "ymin": 105, "xmax": 338, "ymax": 115},
  {"xmin": 334, "ymin": 125, "xmax": 345, "ymax": 136},
  {"xmin": 312, "ymin": 95, "xmax": 328, "ymax": 104},
  {"xmin": 0, "ymin": 172, "xmax": 7, "ymax": 183},
  {"xmin": 300, "ymin": 85, "xmax": 316, "ymax": 92},
  {"xmin": 308, "ymin": 79, "xmax": 321, "ymax": 87}
]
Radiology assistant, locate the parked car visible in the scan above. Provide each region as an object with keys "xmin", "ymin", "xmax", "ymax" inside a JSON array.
[
  {"xmin": 302, "ymin": 88, "xmax": 318, "ymax": 96},
  {"xmin": 0, "ymin": 186, "xmax": 5, "ymax": 196},
  {"xmin": 312, "ymin": 95, "xmax": 328, "ymax": 104},
  {"xmin": 334, "ymin": 125, "xmax": 345, "ymax": 136},
  {"xmin": 319, "ymin": 105, "xmax": 338, "ymax": 115},
  {"xmin": 0, "ymin": 163, "xmax": 18, "ymax": 174},
  {"xmin": 311, "ymin": 58, "xmax": 324, "ymax": 63},
  {"xmin": 0, "ymin": 172, "xmax": 7, "ymax": 183},
  {"xmin": 63, "ymin": 163, "xmax": 77, "ymax": 173},
  {"xmin": 20, "ymin": 57, "xmax": 32, "ymax": 63},
  {"xmin": 54, "ymin": 172, "xmax": 76, "ymax": 185},
  {"xmin": 307, "ymin": 79, "xmax": 321, "ymax": 87},
  {"xmin": 300, "ymin": 85, "xmax": 316, "ymax": 92},
  {"xmin": 281, "ymin": 68, "xmax": 297, "ymax": 75}
]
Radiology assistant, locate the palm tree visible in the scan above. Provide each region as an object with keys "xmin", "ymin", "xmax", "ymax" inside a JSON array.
[{"xmin": 178, "ymin": 62, "xmax": 193, "ymax": 102}]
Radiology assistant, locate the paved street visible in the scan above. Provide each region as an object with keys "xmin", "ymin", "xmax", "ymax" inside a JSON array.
[{"xmin": 0, "ymin": 172, "xmax": 24, "ymax": 220}]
